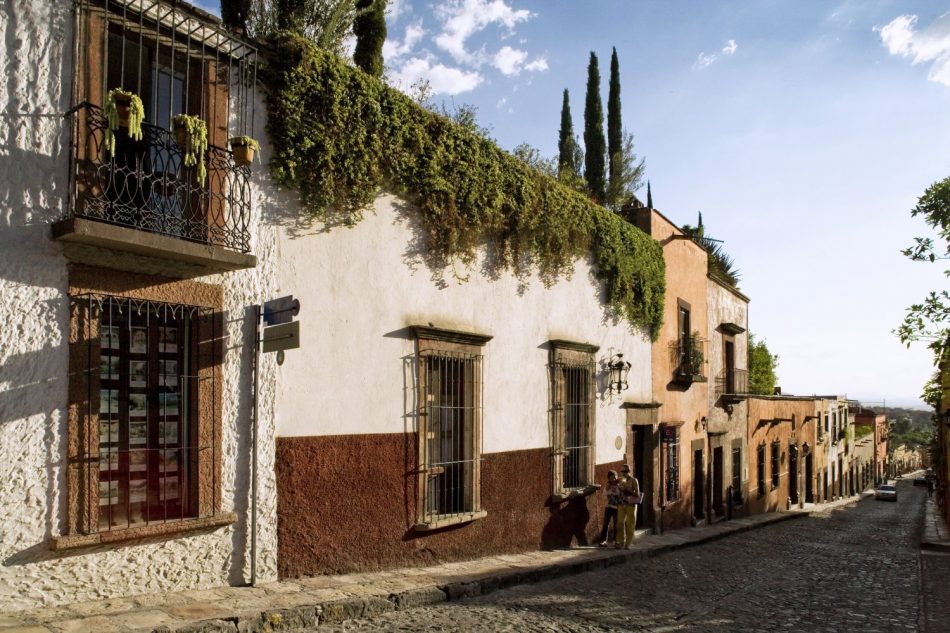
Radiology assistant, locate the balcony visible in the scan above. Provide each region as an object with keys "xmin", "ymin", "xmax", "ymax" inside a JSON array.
[
  {"xmin": 53, "ymin": 102, "xmax": 256, "ymax": 278},
  {"xmin": 715, "ymin": 368, "xmax": 749, "ymax": 403},
  {"xmin": 669, "ymin": 335, "xmax": 707, "ymax": 385}
]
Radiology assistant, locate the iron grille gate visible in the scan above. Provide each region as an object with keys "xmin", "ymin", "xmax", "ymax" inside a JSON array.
[
  {"xmin": 72, "ymin": 293, "xmax": 217, "ymax": 533},
  {"xmin": 420, "ymin": 350, "xmax": 482, "ymax": 523},
  {"xmin": 553, "ymin": 359, "xmax": 595, "ymax": 491}
]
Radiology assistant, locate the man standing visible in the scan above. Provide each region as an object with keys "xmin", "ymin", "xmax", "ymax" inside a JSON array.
[{"xmin": 616, "ymin": 464, "xmax": 641, "ymax": 549}]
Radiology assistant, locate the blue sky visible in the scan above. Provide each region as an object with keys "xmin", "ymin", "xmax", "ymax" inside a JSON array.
[{"xmin": 200, "ymin": 0, "xmax": 950, "ymax": 408}]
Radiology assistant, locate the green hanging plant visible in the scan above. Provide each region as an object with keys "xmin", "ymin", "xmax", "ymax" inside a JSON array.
[
  {"xmin": 229, "ymin": 135, "xmax": 260, "ymax": 167},
  {"xmin": 104, "ymin": 88, "xmax": 144, "ymax": 156},
  {"xmin": 172, "ymin": 114, "xmax": 208, "ymax": 185}
]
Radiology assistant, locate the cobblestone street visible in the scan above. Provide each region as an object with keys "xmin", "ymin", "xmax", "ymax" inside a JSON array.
[{"xmin": 319, "ymin": 481, "xmax": 937, "ymax": 632}]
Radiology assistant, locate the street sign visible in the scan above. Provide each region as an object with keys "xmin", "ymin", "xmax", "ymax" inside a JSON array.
[
  {"xmin": 263, "ymin": 295, "xmax": 300, "ymax": 326},
  {"xmin": 262, "ymin": 320, "xmax": 300, "ymax": 353}
]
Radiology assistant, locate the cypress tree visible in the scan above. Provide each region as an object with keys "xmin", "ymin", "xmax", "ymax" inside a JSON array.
[
  {"xmin": 583, "ymin": 52, "xmax": 606, "ymax": 203},
  {"xmin": 221, "ymin": 0, "xmax": 251, "ymax": 32},
  {"xmin": 353, "ymin": 0, "xmax": 387, "ymax": 77},
  {"xmin": 275, "ymin": 0, "xmax": 307, "ymax": 32},
  {"xmin": 607, "ymin": 47, "xmax": 622, "ymax": 204},
  {"xmin": 558, "ymin": 89, "xmax": 575, "ymax": 175},
  {"xmin": 646, "ymin": 181, "xmax": 653, "ymax": 208}
]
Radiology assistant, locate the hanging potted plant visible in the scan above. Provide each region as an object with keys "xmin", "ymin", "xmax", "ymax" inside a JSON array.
[
  {"xmin": 228, "ymin": 136, "xmax": 259, "ymax": 167},
  {"xmin": 103, "ymin": 88, "xmax": 144, "ymax": 156},
  {"xmin": 171, "ymin": 114, "xmax": 208, "ymax": 185}
]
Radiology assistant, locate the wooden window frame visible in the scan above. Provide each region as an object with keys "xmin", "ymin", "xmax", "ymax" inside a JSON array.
[
  {"xmin": 771, "ymin": 441, "xmax": 780, "ymax": 489},
  {"xmin": 411, "ymin": 326, "xmax": 490, "ymax": 531},
  {"xmin": 662, "ymin": 425, "xmax": 682, "ymax": 504},
  {"xmin": 54, "ymin": 266, "xmax": 231, "ymax": 550},
  {"xmin": 548, "ymin": 340, "xmax": 599, "ymax": 500},
  {"xmin": 757, "ymin": 443, "xmax": 766, "ymax": 497}
]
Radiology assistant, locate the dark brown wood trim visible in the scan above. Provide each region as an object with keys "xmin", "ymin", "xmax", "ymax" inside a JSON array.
[
  {"xmin": 548, "ymin": 339, "xmax": 600, "ymax": 354},
  {"xmin": 410, "ymin": 325, "xmax": 492, "ymax": 347}
]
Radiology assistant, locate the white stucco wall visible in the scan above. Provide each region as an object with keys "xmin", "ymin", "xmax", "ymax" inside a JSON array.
[
  {"xmin": 274, "ymin": 193, "xmax": 653, "ymax": 465},
  {"xmin": 0, "ymin": 0, "xmax": 279, "ymax": 610}
]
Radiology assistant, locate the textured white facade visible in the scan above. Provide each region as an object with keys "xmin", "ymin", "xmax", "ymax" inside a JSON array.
[
  {"xmin": 275, "ymin": 193, "xmax": 653, "ymax": 465},
  {"xmin": 0, "ymin": 0, "xmax": 279, "ymax": 610}
]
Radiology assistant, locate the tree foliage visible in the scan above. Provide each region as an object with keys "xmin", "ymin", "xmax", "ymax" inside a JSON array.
[
  {"xmin": 607, "ymin": 48, "xmax": 622, "ymax": 204},
  {"xmin": 681, "ymin": 213, "xmax": 741, "ymax": 287},
  {"xmin": 353, "ymin": 0, "xmax": 386, "ymax": 77},
  {"xmin": 646, "ymin": 180, "xmax": 653, "ymax": 208},
  {"xmin": 583, "ymin": 52, "xmax": 606, "ymax": 203},
  {"xmin": 512, "ymin": 143, "xmax": 557, "ymax": 178},
  {"xmin": 605, "ymin": 130, "xmax": 645, "ymax": 210},
  {"xmin": 557, "ymin": 89, "xmax": 583, "ymax": 188},
  {"xmin": 245, "ymin": 0, "xmax": 361, "ymax": 54},
  {"xmin": 748, "ymin": 333, "xmax": 779, "ymax": 395},
  {"xmin": 265, "ymin": 34, "xmax": 667, "ymax": 338},
  {"xmin": 896, "ymin": 176, "xmax": 950, "ymax": 362},
  {"xmin": 221, "ymin": 0, "xmax": 252, "ymax": 31}
]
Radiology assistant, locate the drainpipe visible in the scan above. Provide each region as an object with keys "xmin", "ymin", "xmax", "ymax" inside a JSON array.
[{"xmin": 250, "ymin": 305, "xmax": 261, "ymax": 586}]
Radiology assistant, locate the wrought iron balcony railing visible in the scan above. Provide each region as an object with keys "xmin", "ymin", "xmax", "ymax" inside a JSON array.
[
  {"xmin": 669, "ymin": 336, "xmax": 708, "ymax": 384},
  {"xmin": 64, "ymin": 102, "xmax": 251, "ymax": 253},
  {"xmin": 715, "ymin": 368, "xmax": 749, "ymax": 400}
]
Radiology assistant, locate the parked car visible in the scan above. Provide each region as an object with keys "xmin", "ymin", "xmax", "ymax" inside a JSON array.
[
  {"xmin": 875, "ymin": 484, "xmax": 898, "ymax": 502},
  {"xmin": 914, "ymin": 476, "xmax": 929, "ymax": 487}
]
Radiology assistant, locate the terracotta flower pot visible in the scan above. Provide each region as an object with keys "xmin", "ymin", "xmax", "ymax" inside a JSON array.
[
  {"xmin": 232, "ymin": 143, "xmax": 255, "ymax": 167},
  {"xmin": 113, "ymin": 94, "xmax": 131, "ymax": 127}
]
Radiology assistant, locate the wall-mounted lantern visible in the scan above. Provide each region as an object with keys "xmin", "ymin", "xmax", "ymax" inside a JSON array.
[{"xmin": 608, "ymin": 353, "xmax": 632, "ymax": 394}]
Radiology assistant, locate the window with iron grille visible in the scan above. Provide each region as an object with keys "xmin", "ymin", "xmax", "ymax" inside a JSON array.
[
  {"xmin": 63, "ymin": 292, "xmax": 223, "ymax": 543},
  {"xmin": 67, "ymin": 0, "xmax": 257, "ymax": 252},
  {"xmin": 731, "ymin": 445, "xmax": 742, "ymax": 504},
  {"xmin": 549, "ymin": 341, "xmax": 597, "ymax": 496},
  {"xmin": 662, "ymin": 426, "xmax": 681, "ymax": 503},
  {"xmin": 412, "ymin": 327, "xmax": 490, "ymax": 530},
  {"xmin": 771, "ymin": 441, "xmax": 780, "ymax": 489},
  {"xmin": 757, "ymin": 443, "xmax": 766, "ymax": 496}
]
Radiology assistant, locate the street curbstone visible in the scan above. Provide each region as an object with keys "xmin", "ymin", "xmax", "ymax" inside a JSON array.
[{"xmin": 388, "ymin": 586, "xmax": 446, "ymax": 610}]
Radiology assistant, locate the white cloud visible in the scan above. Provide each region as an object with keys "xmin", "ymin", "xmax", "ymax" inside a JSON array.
[
  {"xmin": 496, "ymin": 97, "xmax": 508, "ymax": 108},
  {"xmin": 490, "ymin": 45, "xmax": 546, "ymax": 75},
  {"xmin": 386, "ymin": 0, "xmax": 410, "ymax": 21},
  {"xmin": 693, "ymin": 52, "xmax": 717, "ymax": 70},
  {"xmin": 434, "ymin": 0, "xmax": 533, "ymax": 65},
  {"xmin": 389, "ymin": 55, "xmax": 484, "ymax": 96},
  {"xmin": 383, "ymin": 23, "xmax": 426, "ymax": 60},
  {"xmin": 722, "ymin": 39, "xmax": 738, "ymax": 55},
  {"xmin": 876, "ymin": 12, "xmax": 950, "ymax": 87}
]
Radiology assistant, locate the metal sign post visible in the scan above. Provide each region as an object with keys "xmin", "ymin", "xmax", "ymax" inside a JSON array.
[{"xmin": 250, "ymin": 295, "xmax": 301, "ymax": 587}]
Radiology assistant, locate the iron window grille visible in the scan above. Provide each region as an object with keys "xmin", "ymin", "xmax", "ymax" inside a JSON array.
[
  {"xmin": 757, "ymin": 443, "xmax": 766, "ymax": 496},
  {"xmin": 69, "ymin": 293, "xmax": 219, "ymax": 535},
  {"xmin": 663, "ymin": 427, "xmax": 680, "ymax": 503},
  {"xmin": 771, "ymin": 441, "xmax": 780, "ymax": 489},
  {"xmin": 66, "ymin": 0, "xmax": 257, "ymax": 252},
  {"xmin": 550, "ymin": 354, "xmax": 596, "ymax": 494},
  {"xmin": 418, "ymin": 350, "xmax": 483, "ymax": 525},
  {"xmin": 669, "ymin": 335, "xmax": 708, "ymax": 384},
  {"xmin": 731, "ymin": 446, "xmax": 743, "ymax": 505}
]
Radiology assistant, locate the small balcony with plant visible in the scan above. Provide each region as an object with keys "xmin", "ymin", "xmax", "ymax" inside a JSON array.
[
  {"xmin": 53, "ymin": 0, "xmax": 260, "ymax": 278},
  {"xmin": 669, "ymin": 333, "xmax": 707, "ymax": 385}
]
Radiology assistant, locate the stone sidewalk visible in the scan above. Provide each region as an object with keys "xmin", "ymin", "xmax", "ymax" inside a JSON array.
[
  {"xmin": 921, "ymin": 496, "xmax": 950, "ymax": 552},
  {"xmin": 0, "ymin": 497, "xmax": 869, "ymax": 633}
]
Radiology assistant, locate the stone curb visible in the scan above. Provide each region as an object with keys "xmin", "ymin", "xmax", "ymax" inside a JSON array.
[
  {"xmin": 146, "ymin": 512, "xmax": 811, "ymax": 633},
  {"xmin": 921, "ymin": 498, "xmax": 950, "ymax": 553}
]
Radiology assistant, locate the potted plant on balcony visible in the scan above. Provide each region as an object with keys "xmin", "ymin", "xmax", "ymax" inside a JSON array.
[
  {"xmin": 229, "ymin": 136, "xmax": 259, "ymax": 167},
  {"xmin": 104, "ymin": 88, "xmax": 144, "ymax": 156},
  {"xmin": 675, "ymin": 332, "xmax": 706, "ymax": 383},
  {"xmin": 171, "ymin": 114, "xmax": 208, "ymax": 185}
]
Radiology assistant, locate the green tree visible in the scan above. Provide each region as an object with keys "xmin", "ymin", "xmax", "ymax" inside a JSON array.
[
  {"xmin": 353, "ymin": 0, "xmax": 386, "ymax": 77},
  {"xmin": 221, "ymin": 0, "xmax": 251, "ymax": 31},
  {"xmin": 583, "ymin": 52, "xmax": 606, "ymax": 203},
  {"xmin": 896, "ymin": 176, "xmax": 950, "ymax": 362},
  {"xmin": 607, "ymin": 47, "xmax": 622, "ymax": 205},
  {"xmin": 558, "ymin": 90, "xmax": 583, "ymax": 179},
  {"xmin": 748, "ymin": 333, "xmax": 779, "ymax": 395},
  {"xmin": 646, "ymin": 181, "xmax": 653, "ymax": 208},
  {"xmin": 605, "ymin": 130, "xmax": 645, "ymax": 210},
  {"xmin": 251, "ymin": 0, "xmax": 361, "ymax": 54},
  {"xmin": 512, "ymin": 143, "xmax": 557, "ymax": 178}
]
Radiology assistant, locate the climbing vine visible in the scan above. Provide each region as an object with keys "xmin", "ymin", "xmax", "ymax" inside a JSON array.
[{"xmin": 265, "ymin": 33, "xmax": 666, "ymax": 339}]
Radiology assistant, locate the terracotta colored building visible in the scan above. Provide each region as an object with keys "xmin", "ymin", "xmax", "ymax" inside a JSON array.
[
  {"xmin": 854, "ymin": 408, "xmax": 887, "ymax": 485},
  {"xmin": 744, "ymin": 396, "xmax": 820, "ymax": 516},
  {"xmin": 629, "ymin": 208, "xmax": 711, "ymax": 531}
]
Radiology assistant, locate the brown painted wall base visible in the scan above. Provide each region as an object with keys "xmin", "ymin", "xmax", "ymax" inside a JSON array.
[{"xmin": 275, "ymin": 434, "xmax": 621, "ymax": 579}]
